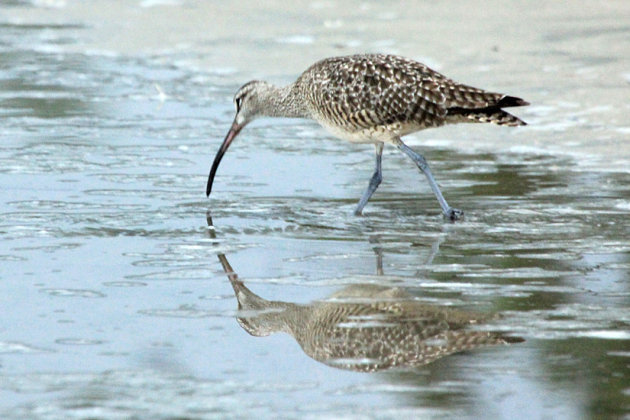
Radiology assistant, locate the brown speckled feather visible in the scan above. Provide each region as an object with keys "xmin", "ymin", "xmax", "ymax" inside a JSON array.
[
  {"xmin": 228, "ymin": 278, "xmax": 524, "ymax": 372},
  {"xmin": 295, "ymin": 54, "xmax": 527, "ymax": 139}
]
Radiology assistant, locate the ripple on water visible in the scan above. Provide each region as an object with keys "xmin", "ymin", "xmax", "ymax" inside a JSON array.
[
  {"xmin": 2, "ymin": 370, "xmax": 315, "ymax": 419},
  {"xmin": 0, "ymin": 342, "xmax": 49, "ymax": 354},
  {"xmin": 0, "ymin": 254, "xmax": 27, "ymax": 262},
  {"xmin": 39, "ymin": 289, "xmax": 106, "ymax": 298},
  {"xmin": 576, "ymin": 331, "xmax": 630, "ymax": 340},
  {"xmin": 125, "ymin": 267, "xmax": 212, "ymax": 281},
  {"xmin": 138, "ymin": 306, "xmax": 224, "ymax": 318},
  {"xmin": 499, "ymin": 303, "xmax": 630, "ymax": 340},
  {"xmin": 1, "ymin": 8, "xmax": 630, "ymax": 419},
  {"xmin": 54, "ymin": 338, "xmax": 105, "ymax": 346},
  {"xmin": 102, "ymin": 281, "xmax": 147, "ymax": 288}
]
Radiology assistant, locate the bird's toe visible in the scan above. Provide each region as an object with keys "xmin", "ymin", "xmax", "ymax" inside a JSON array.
[{"xmin": 445, "ymin": 208, "xmax": 464, "ymax": 222}]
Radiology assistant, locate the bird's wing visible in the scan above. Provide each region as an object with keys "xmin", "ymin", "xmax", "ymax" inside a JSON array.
[{"xmin": 300, "ymin": 54, "xmax": 505, "ymax": 130}]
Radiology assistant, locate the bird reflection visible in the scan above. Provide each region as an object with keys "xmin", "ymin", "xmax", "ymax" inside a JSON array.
[{"xmin": 208, "ymin": 214, "xmax": 523, "ymax": 372}]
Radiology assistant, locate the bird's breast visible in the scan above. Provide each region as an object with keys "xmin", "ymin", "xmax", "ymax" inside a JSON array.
[
  {"xmin": 313, "ymin": 115, "xmax": 425, "ymax": 145},
  {"xmin": 314, "ymin": 118, "xmax": 387, "ymax": 144}
]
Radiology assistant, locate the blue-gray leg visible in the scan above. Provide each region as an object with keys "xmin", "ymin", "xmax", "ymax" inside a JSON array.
[
  {"xmin": 395, "ymin": 138, "xmax": 463, "ymax": 221},
  {"xmin": 354, "ymin": 142, "xmax": 384, "ymax": 215}
]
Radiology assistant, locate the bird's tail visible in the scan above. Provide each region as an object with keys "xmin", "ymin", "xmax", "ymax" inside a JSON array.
[
  {"xmin": 448, "ymin": 95, "xmax": 529, "ymax": 127},
  {"xmin": 462, "ymin": 109, "xmax": 527, "ymax": 126}
]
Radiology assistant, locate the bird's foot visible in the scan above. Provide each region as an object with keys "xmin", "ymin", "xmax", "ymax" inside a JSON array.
[
  {"xmin": 353, "ymin": 202, "xmax": 367, "ymax": 216},
  {"xmin": 444, "ymin": 207, "xmax": 464, "ymax": 222}
]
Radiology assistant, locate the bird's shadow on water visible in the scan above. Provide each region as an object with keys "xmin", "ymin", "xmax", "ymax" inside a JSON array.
[{"xmin": 205, "ymin": 212, "xmax": 523, "ymax": 373}]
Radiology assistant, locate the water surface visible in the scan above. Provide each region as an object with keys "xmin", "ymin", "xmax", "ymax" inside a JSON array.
[{"xmin": 1, "ymin": 1, "xmax": 629, "ymax": 418}]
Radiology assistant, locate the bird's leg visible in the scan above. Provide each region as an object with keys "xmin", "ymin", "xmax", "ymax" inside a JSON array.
[
  {"xmin": 395, "ymin": 138, "xmax": 463, "ymax": 221},
  {"xmin": 354, "ymin": 142, "xmax": 384, "ymax": 216}
]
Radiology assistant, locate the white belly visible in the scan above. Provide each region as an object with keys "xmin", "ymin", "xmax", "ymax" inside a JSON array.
[{"xmin": 315, "ymin": 118, "xmax": 407, "ymax": 145}]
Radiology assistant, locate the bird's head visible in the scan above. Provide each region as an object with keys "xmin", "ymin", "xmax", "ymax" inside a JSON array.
[
  {"xmin": 232, "ymin": 80, "xmax": 272, "ymax": 126},
  {"xmin": 205, "ymin": 80, "xmax": 272, "ymax": 197}
]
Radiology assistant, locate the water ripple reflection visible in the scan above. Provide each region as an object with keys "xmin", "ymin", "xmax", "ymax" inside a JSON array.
[
  {"xmin": 2, "ymin": 2, "xmax": 630, "ymax": 418},
  {"xmin": 210, "ymin": 216, "xmax": 523, "ymax": 373}
]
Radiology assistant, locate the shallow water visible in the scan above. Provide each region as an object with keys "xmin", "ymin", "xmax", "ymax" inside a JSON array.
[{"xmin": 1, "ymin": 1, "xmax": 629, "ymax": 419}]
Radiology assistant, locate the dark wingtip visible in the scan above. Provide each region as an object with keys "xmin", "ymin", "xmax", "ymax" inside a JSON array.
[
  {"xmin": 502, "ymin": 335, "xmax": 526, "ymax": 344},
  {"xmin": 498, "ymin": 96, "xmax": 530, "ymax": 108}
]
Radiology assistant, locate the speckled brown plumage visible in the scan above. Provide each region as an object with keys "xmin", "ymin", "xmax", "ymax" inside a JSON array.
[
  {"xmin": 207, "ymin": 53, "xmax": 529, "ymax": 219},
  {"xmin": 295, "ymin": 54, "xmax": 527, "ymax": 142},
  {"xmin": 219, "ymin": 254, "xmax": 523, "ymax": 372}
]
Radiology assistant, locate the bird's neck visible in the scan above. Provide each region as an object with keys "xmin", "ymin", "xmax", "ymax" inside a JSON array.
[
  {"xmin": 232, "ymin": 279, "xmax": 303, "ymax": 336},
  {"xmin": 259, "ymin": 83, "xmax": 310, "ymax": 119}
]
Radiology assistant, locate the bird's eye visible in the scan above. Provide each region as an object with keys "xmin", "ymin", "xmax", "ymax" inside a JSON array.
[{"xmin": 235, "ymin": 97, "xmax": 243, "ymax": 111}]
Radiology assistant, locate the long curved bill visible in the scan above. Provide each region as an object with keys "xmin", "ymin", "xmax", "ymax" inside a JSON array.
[{"xmin": 206, "ymin": 120, "xmax": 243, "ymax": 197}]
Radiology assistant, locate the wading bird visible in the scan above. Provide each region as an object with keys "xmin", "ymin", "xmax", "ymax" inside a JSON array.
[{"xmin": 206, "ymin": 54, "xmax": 528, "ymax": 220}]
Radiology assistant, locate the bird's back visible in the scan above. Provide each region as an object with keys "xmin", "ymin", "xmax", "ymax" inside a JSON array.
[{"xmin": 295, "ymin": 53, "xmax": 527, "ymax": 143}]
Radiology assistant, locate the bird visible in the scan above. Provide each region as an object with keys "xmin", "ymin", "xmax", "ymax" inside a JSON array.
[
  {"xmin": 206, "ymin": 53, "xmax": 529, "ymax": 220},
  {"xmin": 217, "ymin": 253, "xmax": 524, "ymax": 372}
]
